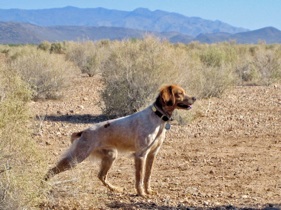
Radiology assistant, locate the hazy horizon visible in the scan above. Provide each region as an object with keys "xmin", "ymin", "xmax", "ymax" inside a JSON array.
[{"xmin": 0, "ymin": 0, "xmax": 280, "ymax": 30}]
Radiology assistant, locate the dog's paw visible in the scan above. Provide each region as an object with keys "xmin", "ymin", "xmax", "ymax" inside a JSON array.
[
  {"xmin": 110, "ymin": 185, "xmax": 124, "ymax": 193},
  {"xmin": 138, "ymin": 192, "xmax": 147, "ymax": 197},
  {"xmin": 136, "ymin": 189, "xmax": 147, "ymax": 197},
  {"xmin": 146, "ymin": 188, "xmax": 157, "ymax": 195}
]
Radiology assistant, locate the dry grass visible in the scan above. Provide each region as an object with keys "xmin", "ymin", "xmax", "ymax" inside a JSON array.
[
  {"xmin": 0, "ymin": 64, "xmax": 49, "ymax": 209},
  {"xmin": 8, "ymin": 46, "xmax": 79, "ymax": 100},
  {"xmin": 65, "ymin": 40, "xmax": 109, "ymax": 77}
]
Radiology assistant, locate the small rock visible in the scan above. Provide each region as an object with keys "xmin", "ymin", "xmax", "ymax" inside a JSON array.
[
  {"xmin": 78, "ymin": 105, "xmax": 84, "ymax": 109},
  {"xmin": 214, "ymin": 202, "xmax": 221, "ymax": 206},
  {"xmin": 203, "ymin": 201, "xmax": 209, "ymax": 206}
]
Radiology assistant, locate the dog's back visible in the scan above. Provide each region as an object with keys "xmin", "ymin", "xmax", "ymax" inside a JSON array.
[{"xmin": 70, "ymin": 105, "xmax": 163, "ymax": 152}]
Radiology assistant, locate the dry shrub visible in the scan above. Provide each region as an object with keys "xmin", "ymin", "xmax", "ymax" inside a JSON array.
[
  {"xmin": 99, "ymin": 38, "xmax": 239, "ymax": 120},
  {"xmin": 9, "ymin": 46, "xmax": 78, "ymax": 100},
  {"xmin": 235, "ymin": 44, "xmax": 281, "ymax": 85},
  {"xmin": 251, "ymin": 46, "xmax": 281, "ymax": 85},
  {"xmin": 100, "ymin": 36, "xmax": 189, "ymax": 117},
  {"xmin": 37, "ymin": 41, "xmax": 51, "ymax": 52},
  {"xmin": 63, "ymin": 40, "xmax": 280, "ymax": 119},
  {"xmin": 65, "ymin": 40, "xmax": 109, "ymax": 76},
  {"xmin": 201, "ymin": 44, "xmax": 235, "ymax": 64},
  {"xmin": 0, "ymin": 64, "xmax": 47, "ymax": 209},
  {"xmin": 64, "ymin": 39, "xmax": 281, "ymax": 121},
  {"xmin": 50, "ymin": 42, "xmax": 66, "ymax": 54},
  {"xmin": 180, "ymin": 43, "xmax": 237, "ymax": 99},
  {"xmin": 187, "ymin": 63, "xmax": 236, "ymax": 99}
]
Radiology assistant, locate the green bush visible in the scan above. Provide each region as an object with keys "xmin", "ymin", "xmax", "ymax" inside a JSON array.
[
  {"xmin": 37, "ymin": 41, "xmax": 51, "ymax": 52},
  {"xmin": 9, "ymin": 46, "xmax": 79, "ymax": 100},
  {"xmin": 50, "ymin": 42, "xmax": 66, "ymax": 54},
  {"xmin": 200, "ymin": 47, "xmax": 226, "ymax": 67}
]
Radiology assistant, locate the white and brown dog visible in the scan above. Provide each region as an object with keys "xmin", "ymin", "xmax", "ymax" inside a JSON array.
[{"xmin": 44, "ymin": 84, "xmax": 196, "ymax": 196}]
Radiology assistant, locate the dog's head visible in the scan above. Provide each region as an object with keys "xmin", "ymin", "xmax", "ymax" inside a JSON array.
[{"xmin": 158, "ymin": 84, "xmax": 196, "ymax": 113}]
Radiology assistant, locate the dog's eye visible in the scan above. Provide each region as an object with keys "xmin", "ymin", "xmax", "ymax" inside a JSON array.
[{"xmin": 175, "ymin": 92, "xmax": 183, "ymax": 98}]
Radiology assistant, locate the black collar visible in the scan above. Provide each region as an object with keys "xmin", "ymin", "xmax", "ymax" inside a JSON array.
[{"xmin": 152, "ymin": 105, "xmax": 171, "ymax": 122}]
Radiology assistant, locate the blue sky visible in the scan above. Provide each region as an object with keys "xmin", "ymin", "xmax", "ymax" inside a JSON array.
[{"xmin": 0, "ymin": 0, "xmax": 280, "ymax": 30}]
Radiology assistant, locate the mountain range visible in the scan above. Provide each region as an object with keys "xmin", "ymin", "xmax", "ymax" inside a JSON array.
[{"xmin": 0, "ymin": 7, "xmax": 280, "ymax": 44}]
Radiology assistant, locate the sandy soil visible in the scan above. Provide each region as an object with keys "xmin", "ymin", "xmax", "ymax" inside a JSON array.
[{"xmin": 32, "ymin": 75, "xmax": 281, "ymax": 210}]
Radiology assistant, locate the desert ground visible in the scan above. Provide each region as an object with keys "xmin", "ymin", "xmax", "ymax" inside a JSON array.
[{"xmin": 32, "ymin": 75, "xmax": 281, "ymax": 210}]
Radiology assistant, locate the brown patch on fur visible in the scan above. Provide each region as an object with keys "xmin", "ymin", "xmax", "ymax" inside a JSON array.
[
  {"xmin": 104, "ymin": 122, "xmax": 110, "ymax": 128},
  {"xmin": 70, "ymin": 131, "xmax": 83, "ymax": 143}
]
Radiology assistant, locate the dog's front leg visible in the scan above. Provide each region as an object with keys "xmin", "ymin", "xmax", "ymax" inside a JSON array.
[
  {"xmin": 134, "ymin": 153, "xmax": 146, "ymax": 196},
  {"xmin": 144, "ymin": 151, "xmax": 157, "ymax": 194}
]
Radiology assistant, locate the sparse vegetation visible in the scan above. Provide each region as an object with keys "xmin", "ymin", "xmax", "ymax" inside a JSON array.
[
  {"xmin": 8, "ymin": 46, "xmax": 79, "ymax": 100},
  {"xmin": 50, "ymin": 42, "xmax": 66, "ymax": 54},
  {"xmin": 37, "ymin": 41, "xmax": 51, "ymax": 52},
  {"xmin": 100, "ymin": 36, "xmax": 190, "ymax": 117},
  {"xmin": 65, "ymin": 40, "xmax": 109, "ymax": 77},
  {"xmin": 6, "ymin": 38, "xmax": 280, "ymax": 117},
  {"xmin": 0, "ymin": 64, "xmax": 47, "ymax": 209},
  {"xmin": 99, "ymin": 38, "xmax": 279, "ymax": 116},
  {"xmin": 0, "ymin": 38, "xmax": 280, "ymax": 208}
]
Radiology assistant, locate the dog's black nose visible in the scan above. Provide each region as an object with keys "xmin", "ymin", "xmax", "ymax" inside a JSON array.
[{"xmin": 192, "ymin": 97, "xmax": 196, "ymax": 101}]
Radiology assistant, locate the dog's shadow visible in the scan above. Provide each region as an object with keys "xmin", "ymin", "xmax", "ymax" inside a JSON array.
[
  {"xmin": 37, "ymin": 114, "xmax": 110, "ymax": 124},
  {"xmin": 107, "ymin": 201, "xmax": 281, "ymax": 210},
  {"xmin": 107, "ymin": 201, "xmax": 171, "ymax": 209}
]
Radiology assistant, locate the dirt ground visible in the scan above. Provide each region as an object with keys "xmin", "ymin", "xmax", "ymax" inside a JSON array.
[{"xmin": 32, "ymin": 75, "xmax": 281, "ymax": 210}]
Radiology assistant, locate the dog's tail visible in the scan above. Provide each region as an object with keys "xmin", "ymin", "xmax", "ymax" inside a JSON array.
[
  {"xmin": 44, "ymin": 131, "xmax": 88, "ymax": 181},
  {"xmin": 70, "ymin": 131, "xmax": 83, "ymax": 143}
]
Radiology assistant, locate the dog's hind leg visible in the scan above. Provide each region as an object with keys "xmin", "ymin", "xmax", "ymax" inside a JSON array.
[
  {"xmin": 44, "ymin": 138, "xmax": 91, "ymax": 181},
  {"xmin": 97, "ymin": 148, "xmax": 122, "ymax": 192}
]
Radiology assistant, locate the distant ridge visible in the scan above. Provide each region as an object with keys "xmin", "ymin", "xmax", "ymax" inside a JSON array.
[
  {"xmin": 0, "ymin": 7, "xmax": 280, "ymax": 44},
  {"xmin": 0, "ymin": 22, "xmax": 280, "ymax": 44},
  {"xmin": 231, "ymin": 27, "xmax": 281, "ymax": 44},
  {"xmin": 195, "ymin": 27, "xmax": 281, "ymax": 44},
  {"xmin": 0, "ymin": 7, "xmax": 248, "ymax": 37},
  {"xmin": 0, "ymin": 22, "xmax": 150, "ymax": 44}
]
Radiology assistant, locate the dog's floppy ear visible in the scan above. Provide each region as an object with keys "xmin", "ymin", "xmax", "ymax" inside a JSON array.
[{"xmin": 160, "ymin": 85, "xmax": 175, "ymax": 106}]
